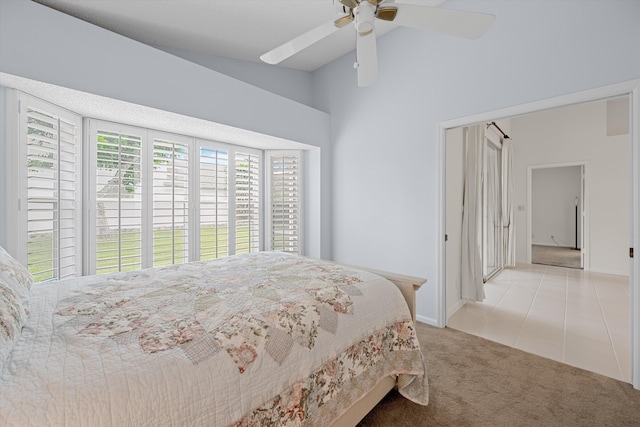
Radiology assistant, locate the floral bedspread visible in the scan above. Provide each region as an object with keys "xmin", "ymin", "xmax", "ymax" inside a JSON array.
[{"xmin": 0, "ymin": 252, "xmax": 428, "ymax": 426}]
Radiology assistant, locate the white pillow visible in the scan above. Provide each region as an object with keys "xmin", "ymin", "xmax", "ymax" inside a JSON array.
[
  {"xmin": 0, "ymin": 245, "xmax": 33, "ymax": 307},
  {"xmin": 0, "ymin": 281, "xmax": 29, "ymax": 372},
  {"xmin": 0, "ymin": 246, "xmax": 33, "ymax": 371}
]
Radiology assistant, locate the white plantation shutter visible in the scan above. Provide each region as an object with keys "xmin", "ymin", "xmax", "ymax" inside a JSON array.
[
  {"xmin": 235, "ymin": 151, "xmax": 261, "ymax": 254},
  {"xmin": 8, "ymin": 100, "xmax": 292, "ymax": 278},
  {"xmin": 199, "ymin": 145, "xmax": 229, "ymax": 259},
  {"xmin": 15, "ymin": 94, "xmax": 82, "ymax": 283},
  {"xmin": 93, "ymin": 127, "xmax": 143, "ymax": 274},
  {"xmin": 268, "ymin": 151, "xmax": 302, "ymax": 254},
  {"xmin": 152, "ymin": 138, "xmax": 190, "ymax": 267},
  {"xmin": 87, "ymin": 122, "xmax": 270, "ymax": 272}
]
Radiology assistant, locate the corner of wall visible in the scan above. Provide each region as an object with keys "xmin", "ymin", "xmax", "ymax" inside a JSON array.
[{"xmin": 415, "ymin": 314, "xmax": 439, "ymax": 327}]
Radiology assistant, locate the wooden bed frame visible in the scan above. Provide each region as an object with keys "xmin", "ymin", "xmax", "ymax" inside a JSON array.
[{"xmin": 327, "ymin": 263, "xmax": 427, "ymax": 427}]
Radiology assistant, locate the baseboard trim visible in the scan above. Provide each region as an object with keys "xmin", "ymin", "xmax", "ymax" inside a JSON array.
[{"xmin": 416, "ymin": 314, "xmax": 438, "ymax": 326}]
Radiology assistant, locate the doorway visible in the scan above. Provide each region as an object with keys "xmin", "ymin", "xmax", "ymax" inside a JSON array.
[
  {"xmin": 438, "ymin": 81, "xmax": 639, "ymax": 389},
  {"xmin": 530, "ymin": 164, "xmax": 585, "ymax": 270}
]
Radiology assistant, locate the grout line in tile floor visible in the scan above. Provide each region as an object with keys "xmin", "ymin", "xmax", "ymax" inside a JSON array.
[
  {"xmin": 514, "ymin": 274, "xmax": 542, "ymax": 349},
  {"xmin": 594, "ymin": 276, "xmax": 624, "ymax": 380},
  {"xmin": 448, "ymin": 263, "xmax": 631, "ymax": 383}
]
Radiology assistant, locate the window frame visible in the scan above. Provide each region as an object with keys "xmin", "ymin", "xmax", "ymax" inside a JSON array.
[
  {"xmin": 86, "ymin": 120, "xmax": 149, "ymax": 275},
  {"xmin": 194, "ymin": 139, "xmax": 263, "ymax": 260},
  {"xmin": 266, "ymin": 150, "xmax": 303, "ymax": 254},
  {"xmin": 149, "ymin": 130, "xmax": 193, "ymax": 268},
  {"xmin": 5, "ymin": 90, "xmax": 83, "ymax": 281},
  {"xmin": 86, "ymin": 119, "xmax": 266, "ymax": 275},
  {"xmin": 234, "ymin": 149, "xmax": 263, "ymax": 255},
  {"xmin": 5, "ymin": 91, "xmax": 303, "ymax": 282}
]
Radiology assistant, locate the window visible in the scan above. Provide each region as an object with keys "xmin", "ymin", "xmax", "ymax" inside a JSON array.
[
  {"xmin": 267, "ymin": 151, "xmax": 302, "ymax": 254},
  {"xmin": 93, "ymin": 126, "xmax": 143, "ymax": 274},
  {"xmin": 7, "ymin": 93, "xmax": 82, "ymax": 282},
  {"xmin": 152, "ymin": 136, "xmax": 190, "ymax": 267},
  {"xmin": 88, "ymin": 120, "xmax": 264, "ymax": 275},
  {"xmin": 6, "ymin": 91, "xmax": 303, "ymax": 282},
  {"xmin": 199, "ymin": 145, "xmax": 229, "ymax": 260},
  {"xmin": 235, "ymin": 151, "xmax": 261, "ymax": 254}
]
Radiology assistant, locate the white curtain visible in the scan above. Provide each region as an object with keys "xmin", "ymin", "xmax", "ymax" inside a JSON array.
[
  {"xmin": 501, "ymin": 138, "xmax": 516, "ymax": 267},
  {"xmin": 460, "ymin": 125, "xmax": 485, "ymax": 302}
]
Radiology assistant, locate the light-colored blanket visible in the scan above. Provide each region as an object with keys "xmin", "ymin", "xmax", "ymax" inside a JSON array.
[{"xmin": 1, "ymin": 252, "xmax": 427, "ymax": 426}]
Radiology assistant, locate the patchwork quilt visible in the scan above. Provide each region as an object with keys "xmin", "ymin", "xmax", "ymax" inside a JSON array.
[{"xmin": 0, "ymin": 252, "xmax": 428, "ymax": 426}]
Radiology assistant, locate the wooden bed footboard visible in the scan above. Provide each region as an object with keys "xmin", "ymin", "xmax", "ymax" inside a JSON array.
[
  {"xmin": 353, "ymin": 266, "xmax": 426, "ymax": 323},
  {"xmin": 307, "ymin": 257, "xmax": 426, "ymax": 322},
  {"xmin": 328, "ymin": 261, "xmax": 426, "ymax": 427}
]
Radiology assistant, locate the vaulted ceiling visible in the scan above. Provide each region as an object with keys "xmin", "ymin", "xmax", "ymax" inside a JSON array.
[{"xmin": 33, "ymin": 0, "xmax": 444, "ymax": 72}]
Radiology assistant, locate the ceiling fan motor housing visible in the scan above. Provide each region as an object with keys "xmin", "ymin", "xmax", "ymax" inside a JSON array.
[{"xmin": 355, "ymin": 1, "xmax": 375, "ymax": 36}]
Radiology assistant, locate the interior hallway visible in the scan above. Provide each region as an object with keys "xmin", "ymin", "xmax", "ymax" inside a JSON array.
[
  {"xmin": 532, "ymin": 244, "xmax": 581, "ymax": 269},
  {"xmin": 448, "ymin": 264, "xmax": 630, "ymax": 382}
]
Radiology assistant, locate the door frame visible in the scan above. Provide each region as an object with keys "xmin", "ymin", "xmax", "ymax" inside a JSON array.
[
  {"xmin": 527, "ymin": 162, "xmax": 588, "ymax": 269},
  {"xmin": 436, "ymin": 79, "xmax": 640, "ymax": 389}
]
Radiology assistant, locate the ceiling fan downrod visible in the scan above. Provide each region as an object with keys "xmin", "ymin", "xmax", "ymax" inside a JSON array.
[{"xmin": 354, "ymin": 1, "xmax": 376, "ymax": 36}]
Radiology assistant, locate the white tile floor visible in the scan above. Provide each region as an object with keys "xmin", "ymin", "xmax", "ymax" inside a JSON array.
[{"xmin": 448, "ymin": 263, "xmax": 631, "ymax": 382}]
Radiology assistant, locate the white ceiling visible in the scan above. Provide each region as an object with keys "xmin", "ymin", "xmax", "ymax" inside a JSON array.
[{"xmin": 33, "ymin": 0, "xmax": 444, "ymax": 72}]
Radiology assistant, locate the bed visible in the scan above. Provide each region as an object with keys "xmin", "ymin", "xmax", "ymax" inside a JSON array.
[{"xmin": 1, "ymin": 247, "xmax": 428, "ymax": 426}]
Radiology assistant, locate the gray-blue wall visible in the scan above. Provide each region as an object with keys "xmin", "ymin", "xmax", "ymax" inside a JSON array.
[
  {"xmin": 311, "ymin": 0, "xmax": 640, "ymax": 323},
  {"xmin": 0, "ymin": 0, "xmax": 332, "ymax": 259},
  {"xmin": 159, "ymin": 47, "xmax": 315, "ymax": 109},
  {"xmin": 2, "ymin": 0, "xmax": 640, "ymax": 321}
]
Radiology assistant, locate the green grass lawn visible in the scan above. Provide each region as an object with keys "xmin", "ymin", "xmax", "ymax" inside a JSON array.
[
  {"xmin": 27, "ymin": 233, "xmax": 56, "ymax": 283},
  {"xmin": 28, "ymin": 226, "xmax": 254, "ymax": 282}
]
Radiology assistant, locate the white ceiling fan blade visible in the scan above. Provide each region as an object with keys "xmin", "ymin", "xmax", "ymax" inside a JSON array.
[
  {"xmin": 356, "ymin": 31, "xmax": 378, "ymax": 87},
  {"xmin": 260, "ymin": 19, "xmax": 343, "ymax": 65},
  {"xmin": 390, "ymin": 4, "xmax": 495, "ymax": 40}
]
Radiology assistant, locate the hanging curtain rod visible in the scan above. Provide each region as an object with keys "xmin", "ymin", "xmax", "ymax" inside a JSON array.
[{"xmin": 486, "ymin": 121, "xmax": 510, "ymax": 139}]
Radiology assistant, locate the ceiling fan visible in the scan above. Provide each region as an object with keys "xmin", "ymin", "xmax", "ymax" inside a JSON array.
[{"xmin": 260, "ymin": 0, "xmax": 495, "ymax": 87}]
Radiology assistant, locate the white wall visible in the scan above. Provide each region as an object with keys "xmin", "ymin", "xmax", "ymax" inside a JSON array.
[
  {"xmin": 532, "ymin": 166, "xmax": 582, "ymax": 247},
  {"xmin": 0, "ymin": 0, "xmax": 332, "ymax": 258},
  {"xmin": 512, "ymin": 100, "xmax": 630, "ymax": 276},
  {"xmin": 312, "ymin": 0, "xmax": 640, "ymax": 323},
  {"xmin": 158, "ymin": 47, "xmax": 315, "ymax": 109}
]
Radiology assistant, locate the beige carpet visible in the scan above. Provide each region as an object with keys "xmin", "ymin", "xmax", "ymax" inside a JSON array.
[
  {"xmin": 532, "ymin": 244, "xmax": 581, "ymax": 269},
  {"xmin": 358, "ymin": 322, "xmax": 640, "ymax": 427}
]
